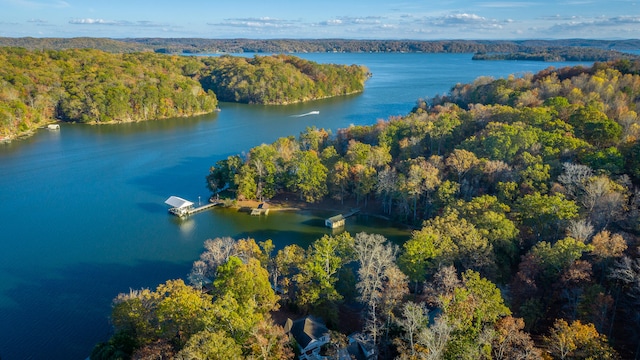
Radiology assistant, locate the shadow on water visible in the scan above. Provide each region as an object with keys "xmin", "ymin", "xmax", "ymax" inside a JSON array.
[
  {"xmin": 0, "ymin": 260, "xmax": 190, "ymax": 360},
  {"xmin": 137, "ymin": 201, "xmax": 169, "ymax": 214},
  {"xmin": 128, "ymin": 155, "xmax": 213, "ymax": 198}
]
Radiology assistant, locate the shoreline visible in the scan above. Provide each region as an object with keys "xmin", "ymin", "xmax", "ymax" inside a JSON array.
[{"xmin": 217, "ymin": 192, "xmax": 402, "ymax": 225}]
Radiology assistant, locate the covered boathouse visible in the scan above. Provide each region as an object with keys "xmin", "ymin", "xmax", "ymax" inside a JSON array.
[
  {"xmin": 325, "ymin": 214, "xmax": 345, "ymax": 228},
  {"xmin": 165, "ymin": 196, "xmax": 194, "ymax": 217}
]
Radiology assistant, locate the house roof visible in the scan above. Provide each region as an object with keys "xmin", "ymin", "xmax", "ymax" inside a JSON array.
[
  {"xmin": 164, "ymin": 196, "xmax": 194, "ymax": 209},
  {"xmin": 284, "ymin": 316, "xmax": 329, "ymax": 349}
]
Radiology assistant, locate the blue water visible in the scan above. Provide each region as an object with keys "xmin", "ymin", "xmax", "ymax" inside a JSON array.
[{"xmin": 0, "ymin": 53, "xmax": 589, "ymax": 359}]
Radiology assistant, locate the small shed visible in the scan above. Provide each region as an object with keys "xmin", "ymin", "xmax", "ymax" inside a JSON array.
[
  {"xmin": 165, "ymin": 196, "xmax": 194, "ymax": 217},
  {"xmin": 325, "ymin": 214, "xmax": 345, "ymax": 228}
]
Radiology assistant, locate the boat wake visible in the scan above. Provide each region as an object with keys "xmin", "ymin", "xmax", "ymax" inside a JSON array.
[{"xmin": 291, "ymin": 110, "xmax": 320, "ymax": 117}]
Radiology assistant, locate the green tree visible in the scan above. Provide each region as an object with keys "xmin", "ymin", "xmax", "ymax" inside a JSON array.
[
  {"xmin": 297, "ymin": 233, "xmax": 354, "ymax": 310},
  {"xmin": 440, "ymin": 270, "xmax": 511, "ymax": 359},
  {"xmin": 289, "ymin": 150, "xmax": 328, "ymax": 202},
  {"xmin": 175, "ymin": 329, "xmax": 243, "ymax": 360},
  {"xmin": 210, "ymin": 257, "xmax": 279, "ymax": 342},
  {"xmin": 398, "ymin": 228, "xmax": 439, "ymax": 293},
  {"xmin": 515, "ymin": 192, "xmax": 579, "ymax": 241},
  {"xmin": 153, "ymin": 279, "xmax": 214, "ymax": 346}
]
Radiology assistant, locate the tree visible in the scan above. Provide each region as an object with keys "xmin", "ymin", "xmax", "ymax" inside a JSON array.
[
  {"xmin": 398, "ymin": 228, "xmax": 438, "ymax": 293},
  {"xmin": 446, "ymin": 148, "xmax": 479, "ymax": 182},
  {"xmin": 396, "ymin": 301, "xmax": 429, "ymax": 357},
  {"xmin": 590, "ymin": 230, "xmax": 627, "ymax": 260},
  {"xmin": 439, "ymin": 270, "xmax": 511, "ymax": 359},
  {"xmin": 353, "ymin": 232, "xmax": 399, "ymax": 343},
  {"xmin": 491, "ymin": 316, "xmax": 542, "ymax": 360},
  {"xmin": 455, "ymin": 195, "xmax": 519, "ymax": 281},
  {"xmin": 210, "ymin": 257, "xmax": 279, "ymax": 342},
  {"xmin": 422, "ymin": 210, "xmax": 494, "ymax": 274},
  {"xmin": 188, "ymin": 236, "xmax": 237, "ymax": 288},
  {"xmin": 328, "ymin": 160, "xmax": 351, "ymax": 204},
  {"xmin": 153, "ymin": 279, "xmax": 214, "ymax": 346},
  {"xmin": 529, "ymin": 237, "xmax": 592, "ymax": 279},
  {"xmin": 247, "ymin": 144, "xmax": 279, "ymax": 201},
  {"xmin": 414, "ymin": 315, "xmax": 453, "ymax": 360},
  {"xmin": 569, "ymin": 105, "xmax": 622, "ymax": 147},
  {"xmin": 289, "ymin": 150, "xmax": 328, "ymax": 202},
  {"xmin": 245, "ymin": 318, "xmax": 294, "ymax": 360},
  {"xmin": 515, "ymin": 192, "xmax": 579, "ymax": 241},
  {"xmin": 543, "ymin": 319, "xmax": 618, "ymax": 360},
  {"xmin": 296, "ymin": 233, "xmax": 354, "ymax": 312},
  {"xmin": 175, "ymin": 330, "xmax": 243, "ymax": 360}
]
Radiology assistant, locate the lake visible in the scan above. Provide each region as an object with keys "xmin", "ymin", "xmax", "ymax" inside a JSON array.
[{"xmin": 0, "ymin": 53, "xmax": 588, "ymax": 359}]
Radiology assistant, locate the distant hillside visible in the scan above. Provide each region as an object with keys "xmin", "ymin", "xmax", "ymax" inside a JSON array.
[
  {"xmin": 472, "ymin": 46, "xmax": 640, "ymax": 62},
  {"xmin": 0, "ymin": 48, "xmax": 368, "ymax": 140},
  {"xmin": 0, "ymin": 37, "xmax": 151, "ymax": 52},
  {"xmin": 1, "ymin": 37, "xmax": 639, "ymax": 55}
]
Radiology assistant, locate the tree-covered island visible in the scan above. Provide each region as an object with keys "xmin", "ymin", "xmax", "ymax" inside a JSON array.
[
  {"xmin": 0, "ymin": 48, "xmax": 369, "ymax": 141},
  {"xmin": 94, "ymin": 59, "xmax": 640, "ymax": 359}
]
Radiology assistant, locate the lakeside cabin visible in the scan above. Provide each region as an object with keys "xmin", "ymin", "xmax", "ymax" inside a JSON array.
[
  {"xmin": 325, "ymin": 214, "xmax": 345, "ymax": 228},
  {"xmin": 165, "ymin": 196, "xmax": 194, "ymax": 217}
]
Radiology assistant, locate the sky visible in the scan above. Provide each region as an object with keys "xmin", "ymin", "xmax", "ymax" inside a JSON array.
[{"xmin": 0, "ymin": 0, "xmax": 638, "ymax": 40}]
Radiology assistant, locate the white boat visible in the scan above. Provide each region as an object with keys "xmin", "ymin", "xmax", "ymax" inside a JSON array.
[
  {"xmin": 47, "ymin": 124, "xmax": 60, "ymax": 130},
  {"xmin": 292, "ymin": 111, "xmax": 320, "ymax": 117}
]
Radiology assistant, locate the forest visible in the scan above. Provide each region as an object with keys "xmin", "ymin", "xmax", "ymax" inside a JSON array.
[
  {"xmin": 472, "ymin": 47, "xmax": 640, "ymax": 62},
  {"xmin": 93, "ymin": 59, "xmax": 640, "ymax": 359},
  {"xmin": 3, "ymin": 37, "xmax": 640, "ymax": 55},
  {"xmin": 0, "ymin": 48, "xmax": 368, "ymax": 140}
]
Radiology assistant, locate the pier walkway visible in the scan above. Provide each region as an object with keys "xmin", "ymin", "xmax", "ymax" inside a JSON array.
[{"xmin": 188, "ymin": 201, "xmax": 221, "ymax": 216}]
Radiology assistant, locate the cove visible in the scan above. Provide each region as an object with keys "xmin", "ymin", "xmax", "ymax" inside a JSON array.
[{"xmin": 0, "ymin": 53, "xmax": 589, "ymax": 359}]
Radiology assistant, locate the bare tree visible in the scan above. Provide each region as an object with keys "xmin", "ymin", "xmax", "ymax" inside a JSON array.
[
  {"xmin": 587, "ymin": 177, "xmax": 627, "ymax": 230},
  {"xmin": 397, "ymin": 301, "xmax": 429, "ymax": 357},
  {"xmin": 557, "ymin": 162, "xmax": 593, "ymax": 199},
  {"xmin": 566, "ymin": 219, "xmax": 594, "ymax": 243},
  {"xmin": 353, "ymin": 232, "xmax": 399, "ymax": 344},
  {"xmin": 415, "ymin": 315, "xmax": 452, "ymax": 360},
  {"xmin": 188, "ymin": 237, "xmax": 237, "ymax": 287}
]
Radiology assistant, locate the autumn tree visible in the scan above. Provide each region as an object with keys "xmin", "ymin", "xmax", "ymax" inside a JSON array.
[
  {"xmin": 491, "ymin": 316, "xmax": 542, "ymax": 360},
  {"xmin": 543, "ymin": 319, "xmax": 618, "ymax": 360}
]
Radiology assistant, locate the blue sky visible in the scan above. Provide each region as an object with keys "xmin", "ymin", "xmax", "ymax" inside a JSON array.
[{"xmin": 0, "ymin": 0, "xmax": 638, "ymax": 39}]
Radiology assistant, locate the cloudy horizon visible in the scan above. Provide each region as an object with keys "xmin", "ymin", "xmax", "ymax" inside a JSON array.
[{"xmin": 1, "ymin": 0, "xmax": 638, "ymax": 40}]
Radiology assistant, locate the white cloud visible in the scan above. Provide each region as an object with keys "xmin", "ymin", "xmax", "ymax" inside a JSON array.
[
  {"xmin": 209, "ymin": 17, "xmax": 297, "ymax": 28},
  {"xmin": 70, "ymin": 18, "xmax": 117, "ymax": 25},
  {"xmin": 69, "ymin": 18, "xmax": 167, "ymax": 28}
]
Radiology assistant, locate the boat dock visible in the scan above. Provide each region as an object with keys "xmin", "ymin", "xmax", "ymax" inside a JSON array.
[
  {"xmin": 188, "ymin": 201, "xmax": 221, "ymax": 215},
  {"xmin": 165, "ymin": 196, "xmax": 221, "ymax": 218},
  {"xmin": 325, "ymin": 208, "xmax": 360, "ymax": 228},
  {"xmin": 251, "ymin": 203, "xmax": 269, "ymax": 216}
]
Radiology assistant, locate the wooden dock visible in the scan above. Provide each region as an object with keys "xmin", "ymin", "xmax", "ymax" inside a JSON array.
[
  {"xmin": 166, "ymin": 195, "xmax": 222, "ymax": 218},
  {"xmin": 250, "ymin": 203, "xmax": 269, "ymax": 216},
  {"xmin": 344, "ymin": 208, "xmax": 360, "ymax": 218},
  {"xmin": 188, "ymin": 201, "xmax": 221, "ymax": 216}
]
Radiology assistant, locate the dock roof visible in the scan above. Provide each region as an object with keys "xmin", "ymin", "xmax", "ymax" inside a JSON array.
[{"xmin": 164, "ymin": 196, "xmax": 194, "ymax": 209}]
